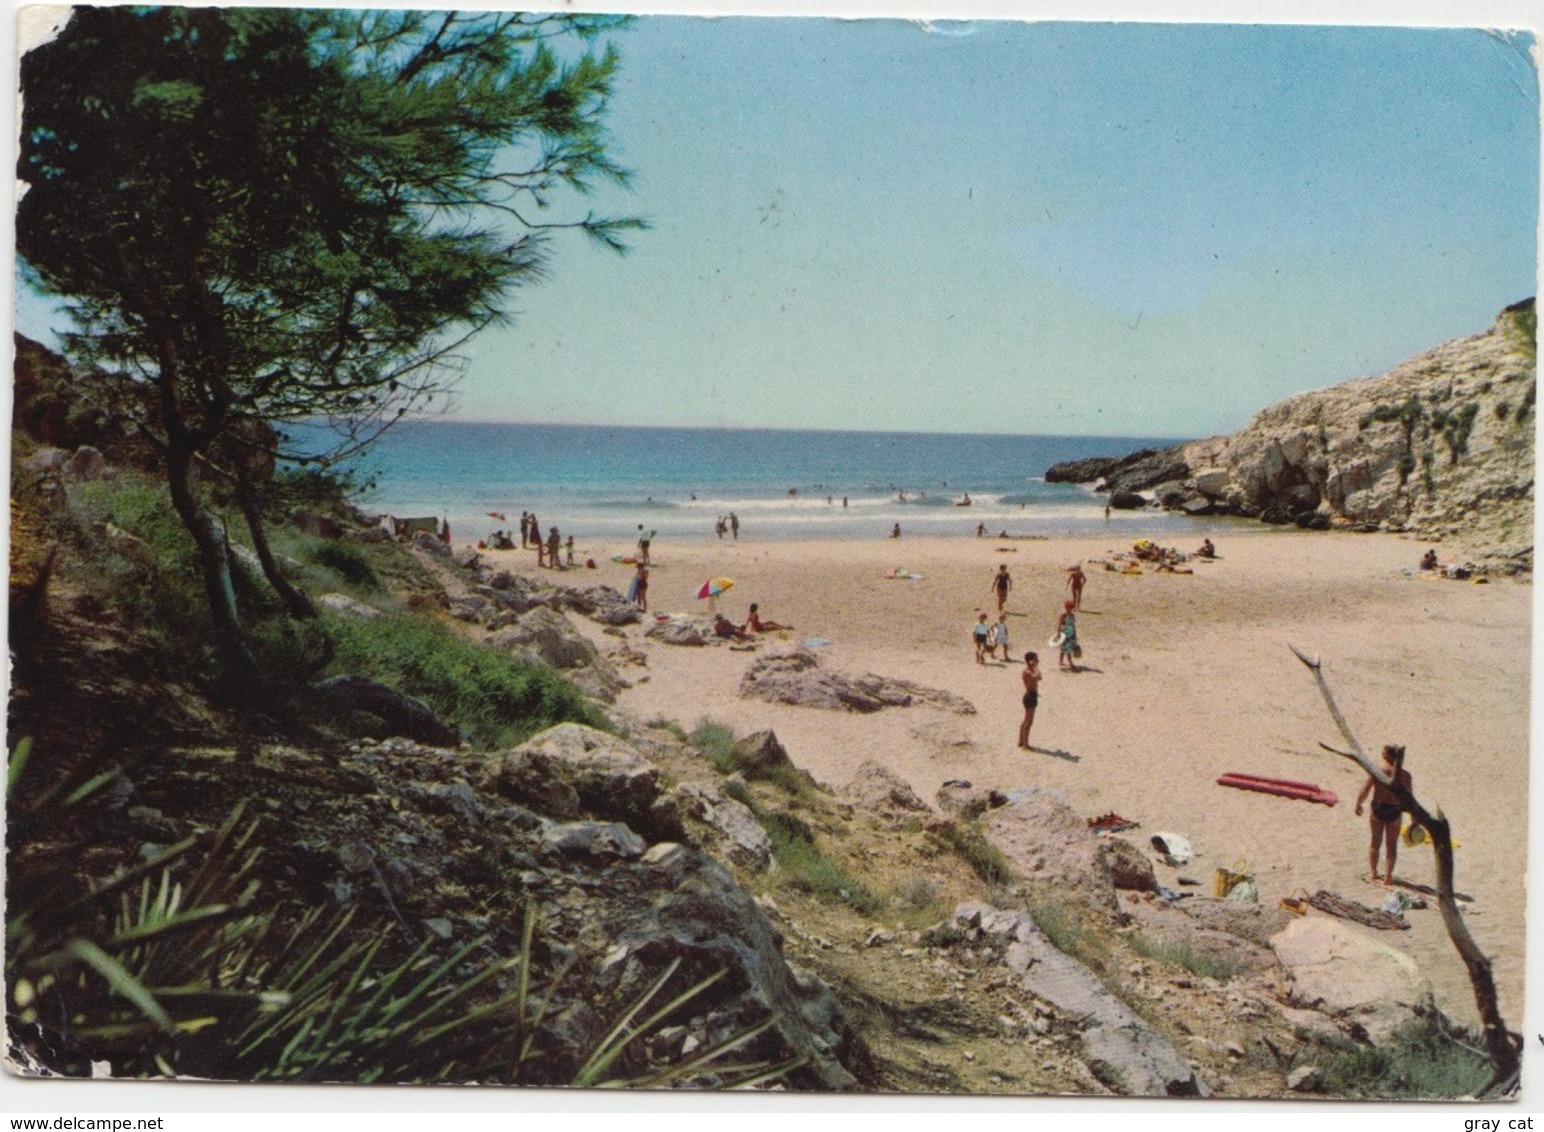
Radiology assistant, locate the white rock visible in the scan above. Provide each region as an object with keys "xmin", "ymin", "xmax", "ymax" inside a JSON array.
[{"xmin": 1270, "ymin": 917, "xmax": 1437, "ymax": 1045}]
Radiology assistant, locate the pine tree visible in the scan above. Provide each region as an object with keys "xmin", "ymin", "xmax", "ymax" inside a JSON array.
[{"xmin": 18, "ymin": 7, "xmax": 641, "ymax": 685}]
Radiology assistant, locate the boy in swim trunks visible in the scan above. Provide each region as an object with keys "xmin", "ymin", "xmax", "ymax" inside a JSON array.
[
  {"xmin": 1018, "ymin": 652, "xmax": 1041, "ymax": 749},
  {"xmin": 1354, "ymin": 744, "xmax": 1415, "ymax": 886}
]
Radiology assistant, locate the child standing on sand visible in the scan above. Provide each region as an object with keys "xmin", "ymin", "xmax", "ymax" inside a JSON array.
[
  {"xmin": 1354, "ymin": 744, "xmax": 1415, "ymax": 886},
  {"xmin": 991, "ymin": 564, "xmax": 1013, "ymax": 612},
  {"xmin": 631, "ymin": 562, "xmax": 649, "ymax": 611},
  {"xmin": 972, "ymin": 613, "xmax": 991, "ymax": 664},
  {"xmin": 994, "ymin": 612, "xmax": 1011, "ymax": 661},
  {"xmin": 1017, "ymin": 652, "xmax": 1041, "ymax": 749},
  {"xmin": 1054, "ymin": 601, "xmax": 1079, "ymax": 672},
  {"xmin": 1066, "ymin": 565, "xmax": 1086, "ymax": 610}
]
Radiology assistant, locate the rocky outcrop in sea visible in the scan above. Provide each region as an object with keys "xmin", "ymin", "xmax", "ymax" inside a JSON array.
[{"xmin": 1046, "ymin": 300, "xmax": 1536, "ymax": 568}]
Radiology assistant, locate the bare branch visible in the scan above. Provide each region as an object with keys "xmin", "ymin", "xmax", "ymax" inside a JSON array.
[
  {"xmin": 1289, "ymin": 644, "xmax": 1369, "ymax": 762},
  {"xmin": 1292, "ymin": 645, "xmax": 1521, "ymax": 1091}
]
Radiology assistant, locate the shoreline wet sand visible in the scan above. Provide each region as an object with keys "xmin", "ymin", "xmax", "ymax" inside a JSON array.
[{"xmin": 484, "ymin": 527, "xmax": 1531, "ymax": 1027}]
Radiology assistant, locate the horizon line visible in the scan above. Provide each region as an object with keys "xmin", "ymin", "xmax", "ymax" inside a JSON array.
[{"xmin": 380, "ymin": 417, "xmax": 1200, "ymax": 444}]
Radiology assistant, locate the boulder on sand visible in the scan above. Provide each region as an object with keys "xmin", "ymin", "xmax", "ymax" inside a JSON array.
[
  {"xmin": 739, "ymin": 648, "xmax": 975, "ymax": 715},
  {"xmin": 841, "ymin": 760, "xmax": 933, "ymax": 823},
  {"xmin": 1270, "ymin": 916, "xmax": 1438, "ymax": 1045},
  {"xmin": 980, "ymin": 787, "xmax": 1119, "ymax": 917}
]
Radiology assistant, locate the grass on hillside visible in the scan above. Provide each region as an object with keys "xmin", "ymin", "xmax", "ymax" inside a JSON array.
[
  {"xmin": 687, "ymin": 720, "xmax": 816, "ymax": 799},
  {"xmin": 688, "ymin": 719, "xmax": 878, "ymax": 913},
  {"xmin": 930, "ymin": 821, "xmax": 1013, "ymax": 887},
  {"xmin": 61, "ymin": 477, "xmax": 602, "ymax": 746},
  {"xmin": 1127, "ymin": 931, "xmax": 1242, "ymax": 983},
  {"xmin": 323, "ymin": 612, "xmax": 606, "ymax": 749},
  {"xmin": 1306, "ymin": 1018, "xmax": 1495, "ymax": 1099}
]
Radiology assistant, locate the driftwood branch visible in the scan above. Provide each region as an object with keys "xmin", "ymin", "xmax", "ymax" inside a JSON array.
[{"xmin": 1290, "ymin": 645, "xmax": 1520, "ymax": 1092}]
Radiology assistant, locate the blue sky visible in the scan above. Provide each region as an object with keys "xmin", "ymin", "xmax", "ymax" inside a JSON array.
[{"xmin": 14, "ymin": 12, "xmax": 1541, "ymax": 438}]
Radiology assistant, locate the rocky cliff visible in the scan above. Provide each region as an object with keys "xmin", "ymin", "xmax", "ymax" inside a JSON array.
[{"xmin": 1047, "ymin": 301, "xmax": 1536, "ymax": 568}]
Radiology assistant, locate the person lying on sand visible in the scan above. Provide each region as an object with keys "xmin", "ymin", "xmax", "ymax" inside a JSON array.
[
  {"xmin": 713, "ymin": 613, "xmax": 751, "ymax": 641},
  {"xmin": 744, "ymin": 603, "xmax": 791, "ymax": 633}
]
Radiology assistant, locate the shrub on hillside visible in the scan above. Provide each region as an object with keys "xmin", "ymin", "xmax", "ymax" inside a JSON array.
[
  {"xmin": 322, "ymin": 613, "xmax": 605, "ymax": 749},
  {"xmin": 300, "ymin": 539, "xmax": 381, "ymax": 590}
]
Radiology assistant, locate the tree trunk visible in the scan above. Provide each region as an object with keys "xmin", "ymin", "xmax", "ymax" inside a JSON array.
[
  {"xmin": 166, "ymin": 439, "xmax": 256, "ymax": 687},
  {"xmin": 234, "ymin": 468, "xmax": 317, "ymax": 620},
  {"xmin": 1291, "ymin": 646, "xmax": 1521, "ymax": 1094}
]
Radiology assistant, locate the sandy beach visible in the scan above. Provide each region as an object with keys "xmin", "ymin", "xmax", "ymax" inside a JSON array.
[{"xmin": 490, "ymin": 526, "xmax": 1530, "ymax": 1029}]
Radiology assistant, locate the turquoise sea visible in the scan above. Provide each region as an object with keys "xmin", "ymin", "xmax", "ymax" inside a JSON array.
[{"xmin": 350, "ymin": 422, "xmax": 1213, "ymax": 543}]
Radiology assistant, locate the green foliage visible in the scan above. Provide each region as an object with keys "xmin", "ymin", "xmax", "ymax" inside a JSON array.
[
  {"xmin": 1429, "ymin": 402, "xmax": 1480, "ymax": 464},
  {"xmin": 322, "ymin": 612, "xmax": 605, "ymax": 748},
  {"xmin": 69, "ymin": 480, "xmax": 200, "ymax": 576},
  {"xmin": 1029, "ymin": 901, "xmax": 1107, "ymax": 969},
  {"xmin": 931, "ymin": 821, "xmax": 1014, "ymax": 886},
  {"xmin": 890, "ymin": 876, "xmax": 941, "ymax": 914},
  {"xmin": 10, "ymin": 748, "xmax": 800, "ymax": 1087},
  {"xmin": 1396, "ymin": 450, "xmax": 1416, "ymax": 485},
  {"xmin": 59, "ymin": 478, "xmax": 327, "ymax": 700},
  {"xmin": 299, "ymin": 539, "xmax": 381, "ymax": 591},
  {"xmin": 1500, "ymin": 301, "xmax": 1536, "ymax": 361},
  {"xmin": 1358, "ymin": 397, "xmax": 1423, "ymax": 432},
  {"xmin": 229, "ymin": 908, "xmax": 534, "ymax": 1083},
  {"xmin": 680, "ymin": 721, "xmax": 869, "ymax": 907},
  {"xmin": 1495, "ymin": 401, "xmax": 1511, "ymax": 421},
  {"xmin": 761, "ymin": 812, "xmax": 880, "ymax": 914},
  {"xmin": 570, "ymin": 956, "xmax": 800, "ymax": 1089},
  {"xmin": 19, "ymin": 8, "xmax": 641, "ymax": 449},
  {"xmin": 687, "ymin": 720, "xmax": 812, "ymax": 799},
  {"xmin": 920, "ymin": 921, "xmax": 964, "ymax": 948},
  {"xmin": 17, "ymin": 7, "xmax": 641, "ymax": 665},
  {"xmin": 1517, "ymin": 381, "xmax": 1535, "ymax": 425},
  {"xmin": 1421, "ymin": 449, "xmax": 1437, "ymax": 494},
  {"xmin": 688, "ymin": 720, "xmax": 740, "ymax": 776},
  {"xmin": 1128, "ymin": 932, "xmax": 1242, "ymax": 982},
  {"xmin": 1307, "ymin": 1018, "xmax": 1494, "ymax": 1099},
  {"xmin": 647, "ymin": 718, "xmax": 689, "ymax": 742},
  {"xmin": 271, "ymin": 465, "xmax": 376, "ymax": 508},
  {"xmin": 720, "ymin": 776, "xmax": 755, "ymax": 810}
]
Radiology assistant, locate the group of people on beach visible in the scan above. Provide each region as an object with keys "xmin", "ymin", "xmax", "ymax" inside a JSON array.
[
  {"xmin": 711, "ymin": 603, "xmax": 792, "ymax": 642},
  {"xmin": 486, "ymin": 511, "xmax": 576, "ymax": 569},
  {"xmin": 986, "ymin": 539, "xmax": 1420, "ymax": 892},
  {"xmin": 968, "ymin": 563, "xmax": 1089, "ymax": 752},
  {"xmin": 480, "ymin": 511, "xmax": 1423, "ymax": 894}
]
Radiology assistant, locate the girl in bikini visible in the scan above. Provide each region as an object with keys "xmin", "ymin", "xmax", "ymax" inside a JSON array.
[
  {"xmin": 744, "ymin": 603, "xmax": 791, "ymax": 633},
  {"xmin": 1354, "ymin": 744, "xmax": 1414, "ymax": 886},
  {"xmin": 1018, "ymin": 651, "xmax": 1041, "ymax": 749}
]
